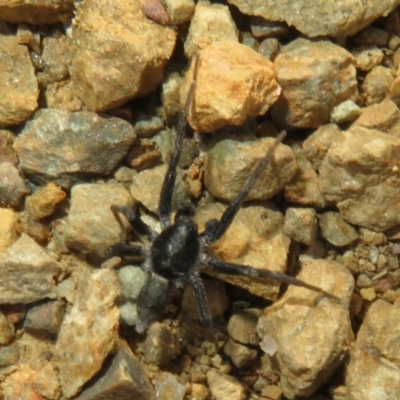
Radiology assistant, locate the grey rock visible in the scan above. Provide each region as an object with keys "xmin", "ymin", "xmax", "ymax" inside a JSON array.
[
  {"xmin": 130, "ymin": 164, "xmax": 190, "ymax": 215},
  {"xmin": 226, "ymin": 0, "xmax": 398, "ymax": 38},
  {"xmin": 24, "ymin": 300, "xmax": 65, "ymax": 340},
  {"xmin": 0, "ymin": 162, "xmax": 30, "ymax": 207},
  {"xmin": 144, "ymin": 322, "xmax": 180, "ymax": 366},
  {"xmin": 117, "ymin": 265, "xmax": 147, "ymax": 301},
  {"xmin": 64, "ymin": 182, "xmax": 133, "ymax": 255},
  {"xmin": 13, "ymin": 109, "xmax": 136, "ymax": 186},
  {"xmin": 204, "ymin": 136, "xmax": 296, "ymax": 202},
  {"xmin": 319, "ymin": 212, "xmax": 358, "ymax": 247},
  {"xmin": 258, "ymin": 38, "xmax": 280, "ymax": 61},
  {"xmin": 0, "ymin": 234, "xmax": 61, "ymax": 304},
  {"xmin": 0, "ymin": 346, "xmax": 19, "ymax": 368},
  {"xmin": 75, "ymin": 341, "xmax": 155, "ymax": 400},
  {"xmin": 284, "ymin": 208, "xmax": 317, "ymax": 246},
  {"xmin": 250, "ymin": 17, "xmax": 288, "ymax": 38},
  {"xmin": 271, "ymin": 39, "xmax": 358, "ymax": 130},
  {"xmin": 330, "ymin": 100, "xmax": 362, "ymax": 124}
]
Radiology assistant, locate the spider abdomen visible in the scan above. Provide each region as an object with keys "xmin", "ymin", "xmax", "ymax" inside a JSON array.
[{"xmin": 151, "ymin": 218, "xmax": 200, "ymax": 282}]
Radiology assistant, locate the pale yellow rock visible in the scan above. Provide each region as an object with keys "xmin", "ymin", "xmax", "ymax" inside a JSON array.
[
  {"xmin": 182, "ymin": 40, "xmax": 281, "ymax": 132},
  {"xmin": 0, "ymin": 208, "xmax": 17, "ymax": 253}
]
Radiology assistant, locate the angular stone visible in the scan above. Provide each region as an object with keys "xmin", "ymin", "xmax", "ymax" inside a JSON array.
[
  {"xmin": 25, "ymin": 182, "xmax": 67, "ymax": 220},
  {"xmin": 257, "ymin": 260, "xmax": 354, "ymax": 399},
  {"xmin": 0, "ymin": 234, "xmax": 61, "ymax": 304},
  {"xmin": 360, "ymin": 65, "xmax": 394, "ymax": 105},
  {"xmin": 130, "ymin": 164, "xmax": 190, "ymax": 215},
  {"xmin": 319, "ymin": 212, "xmax": 358, "ymax": 247},
  {"xmin": 207, "ymin": 369, "xmax": 246, "ymax": 400},
  {"xmin": 75, "ymin": 342, "xmax": 155, "ymax": 400},
  {"xmin": 72, "ymin": 0, "xmax": 176, "ymax": 111},
  {"xmin": 163, "ymin": 0, "xmax": 195, "ymax": 25},
  {"xmin": 182, "ymin": 40, "xmax": 281, "ymax": 132},
  {"xmin": 204, "ymin": 136, "xmax": 296, "ymax": 202},
  {"xmin": 0, "ymin": 162, "xmax": 30, "ymax": 208},
  {"xmin": 0, "ymin": 0, "xmax": 74, "ymax": 24},
  {"xmin": 227, "ymin": 308, "xmax": 261, "ymax": 346},
  {"xmin": 305, "ymin": 126, "xmax": 400, "ymax": 231},
  {"xmin": 184, "ymin": 2, "xmax": 238, "ymax": 58},
  {"xmin": 64, "ymin": 183, "xmax": 133, "ymax": 255},
  {"xmin": 330, "ymin": 100, "xmax": 362, "ymax": 124},
  {"xmin": 271, "ymin": 39, "xmax": 357, "ymax": 130},
  {"xmin": 284, "ymin": 208, "xmax": 317, "ymax": 246},
  {"xmin": 196, "ymin": 202, "xmax": 290, "ymax": 300},
  {"xmin": 0, "ymin": 208, "xmax": 17, "ymax": 253},
  {"xmin": 24, "ymin": 300, "xmax": 65, "ymax": 340},
  {"xmin": 226, "ymin": 0, "xmax": 398, "ymax": 38},
  {"xmin": 346, "ymin": 299, "xmax": 400, "ymax": 399},
  {"xmin": 13, "ymin": 109, "xmax": 136, "ymax": 186},
  {"xmin": 0, "ymin": 35, "xmax": 38, "ymax": 126},
  {"xmin": 0, "ymin": 130, "xmax": 18, "ymax": 165},
  {"xmin": 55, "ymin": 268, "xmax": 120, "ymax": 398},
  {"xmin": 0, "ymin": 310, "xmax": 15, "ymax": 345}
]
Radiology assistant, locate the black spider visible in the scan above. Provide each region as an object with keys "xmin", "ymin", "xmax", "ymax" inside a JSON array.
[{"xmin": 107, "ymin": 56, "xmax": 333, "ymax": 333}]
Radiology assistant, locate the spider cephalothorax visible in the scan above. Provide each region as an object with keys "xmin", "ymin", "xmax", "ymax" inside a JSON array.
[{"xmin": 107, "ymin": 55, "xmax": 334, "ymax": 333}]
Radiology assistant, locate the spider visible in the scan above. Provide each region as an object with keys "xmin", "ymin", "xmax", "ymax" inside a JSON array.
[{"xmin": 107, "ymin": 55, "xmax": 334, "ymax": 333}]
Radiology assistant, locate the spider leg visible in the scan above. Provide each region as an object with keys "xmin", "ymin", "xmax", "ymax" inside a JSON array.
[
  {"xmin": 158, "ymin": 55, "xmax": 201, "ymax": 229},
  {"xmin": 204, "ymin": 256, "xmax": 338, "ymax": 300},
  {"xmin": 111, "ymin": 205, "xmax": 156, "ymax": 239},
  {"xmin": 106, "ymin": 242, "xmax": 146, "ymax": 258},
  {"xmin": 188, "ymin": 272, "xmax": 213, "ymax": 329},
  {"xmin": 201, "ymin": 131, "xmax": 287, "ymax": 247}
]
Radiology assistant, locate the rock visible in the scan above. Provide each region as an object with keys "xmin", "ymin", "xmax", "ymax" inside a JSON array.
[
  {"xmin": 270, "ymin": 39, "xmax": 357, "ymax": 130},
  {"xmin": 0, "ymin": 310, "xmax": 15, "ymax": 345},
  {"xmin": 0, "ymin": 234, "xmax": 61, "ymax": 304},
  {"xmin": 132, "ymin": 113, "xmax": 164, "ymax": 138},
  {"xmin": 353, "ymin": 26, "xmax": 391, "ymax": 47},
  {"xmin": 304, "ymin": 126, "xmax": 400, "ymax": 231},
  {"xmin": 223, "ymin": 338, "xmax": 258, "ymax": 369},
  {"xmin": 0, "ymin": 208, "xmax": 17, "ymax": 253},
  {"xmin": 257, "ymin": 260, "xmax": 354, "ymax": 399},
  {"xmin": 359, "ymin": 287, "xmax": 377, "ymax": 301},
  {"xmin": 64, "ymin": 183, "xmax": 133, "ymax": 255},
  {"xmin": 0, "ymin": 162, "xmax": 30, "ymax": 208},
  {"xmin": 227, "ymin": 308, "xmax": 261, "ymax": 346},
  {"xmin": 284, "ymin": 207, "xmax": 317, "ymax": 246},
  {"xmin": 0, "ymin": 346, "xmax": 19, "ymax": 368},
  {"xmin": 142, "ymin": 0, "xmax": 170, "ymax": 24},
  {"xmin": 37, "ymin": 36, "xmax": 71, "ymax": 88},
  {"xmin": 353, "ymin": 98, "xmax": 400, "ymax": 136},
  {"xmin": 75, "ymin": 341, "xmax": 155, "ymax": 400},
  {"xmin": 182, "ymin": 40, "xmax": 281, "ymax": 132},
  {"xmin": 250, "ymin": 17, "xmax": 289, "ymax": 39},
  {"xmin": 0, "ymin": 0, "xmax": 74, "ymax": 24},
  {"xmin": 319, "ymin": 212, "xmax": 358, "ymax": 247},
  {"xmin": 389, "ymin": 75, "xmax": 400, "ymax": 107},
  {"xmin": 0, "ymin": 35, "xmax": 38, "ymax": 126},
  {"xmin": 225, "ymin": 0, "xmax": 398, "ymax": 38},
  {"xmin": 351, "ymin": 45, "xmax": 384, "ymax": 71},
  {"xmin": 24, "ymin": 300, "xmax": 65, "ymax": 340},
  {"xmin": 207, "ymin": 369, "xmax": 246, "ymax": 400},
  {"xmin": 204, "ymin": 136, "xmax": 296, "ymax": 202},
  {"xmin": 184, "ymin": 2, "xmax": 238, "ymax": 58},
  {"xmin": 196, "ymin": 202, "xmax": 290, "ymax": 300},
  {"xmin": 330, "ymin": 100, "xmax": 362, "ymax": 124},
  {"xmin": 182, "ymin": 278, "xmax": 229, "ymax": 319},
  {"xmin": 144, "ymin": 322, "xmax": 180, "ymax": 366},
  {"xmin": 25, "ymin": 182, "xmax": 66, "ymax": 220},
  {"xmin": 54, "ymin": 268, "xmax": 120, "ymax": 398},
  {"xmin": 72, "ymin": 0, "xmax": 176, "ymax": 111},
  {"xmin": 13, "ymin": 109, "xmax": 136, "ymax": 187},
  {"xmin": 360, "ymin": 66, "xmax": 394, "ymax": 105},
  {"xmin": 0, "ymin": 130, "xmax": 18, "ymax": 165},
  {"xmin": 130, "ymin": 164, "xmax": 190, "ymax": 215},
  {"xmin": 284, "ymin": 148, "xmax": 327, "ymax": 208},
  {"xmin": 346, "ymin": 299, "xmax": 400, "ymax": 399},
  {"xmin": 17, "ymin": 213, "xmax": 51, "ymax": 246},
  {"xmin": 155, "ymin": 375, "xmax": 186, "ymax": 400},
  {"xmin": 258, "ymin": 38, "xmax": 280, "ymax": 61},
  {"xmin": 162, "ymin": 0, "xmax": 195, "ymax": 25}
]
